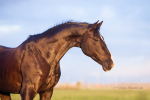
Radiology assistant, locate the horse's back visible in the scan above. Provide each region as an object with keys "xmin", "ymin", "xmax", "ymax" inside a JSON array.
[
  {"xmin": 0, "ymin": 46, "xmax": 24, "ymax": 93},
  {"xmin": 0, "ymin": 46, "xmax": 10, "ymax": 51}
]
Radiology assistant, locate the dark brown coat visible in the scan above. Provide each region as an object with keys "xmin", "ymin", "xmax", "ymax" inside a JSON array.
[{"xmin": 0, "ymin": 21, "xmax": 114, "ymax": 100}]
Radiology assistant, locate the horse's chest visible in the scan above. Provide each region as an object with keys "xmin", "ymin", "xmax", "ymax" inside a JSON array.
[
  {"xmin": 39, "ymin": 68, "xmax": 61, "ymax": 92},
  {"xmin": 45, "ymin": 73, "xmax": 60, "ymax": 87}
]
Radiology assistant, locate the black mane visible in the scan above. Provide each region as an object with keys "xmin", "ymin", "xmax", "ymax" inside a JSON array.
[{"xmin": 28, "ymin": 21, "xmax": 89, "ymax": 39}]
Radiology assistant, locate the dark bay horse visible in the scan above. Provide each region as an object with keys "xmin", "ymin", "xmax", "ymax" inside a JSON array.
[{"xmin": 0, "ymin": 20, "xmax": 114, "ymax": 100}]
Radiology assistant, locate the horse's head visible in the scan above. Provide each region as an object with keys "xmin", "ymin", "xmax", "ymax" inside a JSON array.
[{"xmin": 81, "ymin": 21, "xmax": 114, "ymax": 71}]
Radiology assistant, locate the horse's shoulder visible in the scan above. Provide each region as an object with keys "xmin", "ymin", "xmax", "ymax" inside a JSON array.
[{"xmin": 23, "ymin": 42, "xmax": 44, "ymax": 62}]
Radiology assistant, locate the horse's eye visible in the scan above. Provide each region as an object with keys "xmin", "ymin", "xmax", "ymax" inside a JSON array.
[{"xmin": 93, "ymin": 37, "xmax": 99, "ymax": 41}]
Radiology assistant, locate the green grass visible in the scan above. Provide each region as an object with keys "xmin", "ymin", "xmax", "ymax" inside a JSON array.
[{"xmin": 9, "ymin": 89, "xmax": 150, "ymax": 100}]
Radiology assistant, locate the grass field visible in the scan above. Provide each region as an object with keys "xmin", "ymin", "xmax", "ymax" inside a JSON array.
[{"xmin": 10, "ymin": 89, "xmax": 150, "ymax": 100}]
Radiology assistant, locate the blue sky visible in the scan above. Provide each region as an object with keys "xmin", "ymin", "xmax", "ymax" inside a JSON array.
[{"xmin": 0, "ymin": 0, "xmax": 150, "ymax": 83}]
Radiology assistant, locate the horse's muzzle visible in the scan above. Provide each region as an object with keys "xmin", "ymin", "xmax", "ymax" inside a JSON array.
[{"xmin": 102, "ymin": 61, "xmax": 114, "ymax": 72}]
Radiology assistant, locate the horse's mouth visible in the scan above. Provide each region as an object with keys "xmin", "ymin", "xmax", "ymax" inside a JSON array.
[
  {"xmin": 91, "ymin": 56, "xmax": 114, "ymax": 72},
  {"xmin": 102, "ymin": 62, "xmax": 114, "ymax": 72},
  {"xmin": 103, "ymin": 67, "xmax": 108, "ymax": 72},
  {"xmin": 102, "ymin": 66, "xmax": 112, "ymax": 72}
]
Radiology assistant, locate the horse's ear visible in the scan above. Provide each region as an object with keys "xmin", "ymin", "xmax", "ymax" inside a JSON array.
[
  {"xmin": 88, "ymin": 20, "xmax": 99, "ymax": 31},
  {"xmin": 97, "ymin": 21, "xmax": 103, "ymax": 28}
]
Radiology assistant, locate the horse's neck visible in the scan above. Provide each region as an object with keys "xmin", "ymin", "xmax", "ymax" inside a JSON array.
[
  {"xmin": 36, "ymin": 27, "xmax": 84, "ymax": 66},
  {"xmin": 37, "ymin": 38, "xmax": 78, "ymax": 67}
]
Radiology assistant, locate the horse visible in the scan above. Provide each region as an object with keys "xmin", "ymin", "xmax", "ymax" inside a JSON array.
[{"xmin": 0, "ymin": 20, "xmax": 114, "ymax": 100}]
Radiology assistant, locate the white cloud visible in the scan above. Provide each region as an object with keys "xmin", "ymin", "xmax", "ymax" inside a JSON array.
[{"xmin": 0, "ymin": 25, "xmax": 21, "ymax": 36}]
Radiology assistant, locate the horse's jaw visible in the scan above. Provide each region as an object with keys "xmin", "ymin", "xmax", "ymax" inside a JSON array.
[{"xmin": 91, "ymin": 56, "xmax": 114, "ymax": 72}]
